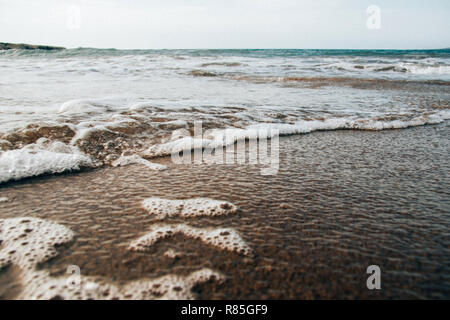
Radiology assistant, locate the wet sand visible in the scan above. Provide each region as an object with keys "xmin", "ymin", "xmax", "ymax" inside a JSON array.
[{"xmin": 0, "ymin": 123, "xmax": 449, "ymax": 299}]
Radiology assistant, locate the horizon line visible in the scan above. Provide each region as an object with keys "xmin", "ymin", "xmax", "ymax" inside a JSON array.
[
  {"xmin": 2, "ymin": 42, "xmax": 449, "ymax": 51},
  {"xmin": 58, "ymin": 46, "xmax": 450, "ymax": 51}
]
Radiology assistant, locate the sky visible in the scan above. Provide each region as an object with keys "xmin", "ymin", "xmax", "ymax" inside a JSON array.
[{"xmin": 0, "ymin": 0, "xmax": 449, "ymax": 49}]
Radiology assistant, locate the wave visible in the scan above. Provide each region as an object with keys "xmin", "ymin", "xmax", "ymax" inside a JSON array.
[
  {"xmin": 2, "ymin": 47, "xmax": 449, "ymax": 58},
  {"xmin": 0, "ymin": 45, "xmax": 449, "ymax": 185},
  {"xmin": 1, "ymin": 107, "xmax": 449, "ymax": 184},
  {"xmin": 405, "ymin": 65, "xmax": 450, "ymax": 75},
  {"xmin": 224, "ymin": 75, "xmax": 450, "ymax": 88},
  {"xmin": 2, "ymin": 48, "xmax": 449, "ymax": 70},
  {"xmin": 143, "ymin": 110, "xmax": 450, "ymax": 157},
  {"xmin": 0, "ymin": 138, "xmax": 92, "ymax": 184}
]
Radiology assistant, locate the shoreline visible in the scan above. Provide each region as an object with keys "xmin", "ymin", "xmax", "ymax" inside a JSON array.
[{"xmin": 1, "ymin": 112, "xmax": 449, "ymax": 186}]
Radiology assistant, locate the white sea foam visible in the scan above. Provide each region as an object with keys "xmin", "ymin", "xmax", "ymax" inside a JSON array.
[
  {"xmin": 17, "ymin": 266, "xmax": 223, "ymax": 300},
  {"xmin": 0, "ymin": 217, "xmax": 224, "ymax": 300},
  {"xmin": 58, "ymin": 98, "xmax": 127, "ymax": 115},
  {"xmin": 322, "ymin": 59, "xmax": 450, "ymax": 76},
  {"xmin": 129, "ymin": 223, "xmax": 252, "ymax": 255},
  {"xmin": 141, "ymin": 197, "xmax": 238, "ymax": 219},
  {"xmin": 112, "ymin": 155, "xmax": 167, "ymax": 170},
  {"xmin": 0, "ymin": 197, "xmax": 8, "ymax": 203},
  {"xmin": 249, "ymin": 110, "xmax": 450, "ymax": 133},
  {"xmin": 144, "ymin": 136, "xmax": 211, "ymax": 158},
  {"xmin": 402, "ymin": 64, "xmax": 450, "ymax": 75},
  {"xmin": 143, "ymin": 110, "xmax": 450, "ymax": 158},
  {"xmin": 0, "ymin": 217, "xmax": 75, "ymax": 270},
  {"xmin": 143, "ymin": 127, "xmax": 274, "ymax": 157},
  {"xmin": 0, "ymin": 138, "xmax": 92, "ymax": 184}
]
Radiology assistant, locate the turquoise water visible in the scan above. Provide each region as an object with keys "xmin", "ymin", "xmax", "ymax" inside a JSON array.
[{"xmin": 2, "ymin": 48, "xmax": 450, "ymax": 58}]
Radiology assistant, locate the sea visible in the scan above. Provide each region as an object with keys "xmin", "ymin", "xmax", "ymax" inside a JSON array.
[
  {"xmin": 0, "ymin": 48, "xmax": 449, "ymax": 182},
  {"xmin": 0, "ymin": 48, "xmax": 449, "ymax": 299}
]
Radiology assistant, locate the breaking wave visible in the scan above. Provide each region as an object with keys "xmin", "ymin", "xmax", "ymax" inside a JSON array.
[
  {"xmin": 1, "ymin": 48, "xmax": 449, "ymax": 183},
  {"xmin": 1, "ymin": 97, "xmax": 448, "ymax": 184}
]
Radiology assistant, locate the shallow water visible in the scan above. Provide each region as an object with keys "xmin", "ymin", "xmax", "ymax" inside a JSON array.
[
  {"xmin": 1, "ymin": 123, "xmax": 448, "ymax": 299},
  {"xmin": 1, "ymin": 49, "xmax": 450, "ymax": 185}
]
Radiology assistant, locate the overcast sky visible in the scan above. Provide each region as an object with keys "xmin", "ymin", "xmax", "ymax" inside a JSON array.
[{"xmin": 1, "ymin": 0, "xmax": 449, "ymax": 49}]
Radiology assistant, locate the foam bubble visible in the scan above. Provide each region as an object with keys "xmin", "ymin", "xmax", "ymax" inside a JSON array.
[
  {"xmin": 118, "ymin": 268, "xmax": 224, "ymax": 300},
  {"xmin": 141, "ymin": 198, "xmax": 238, "ymax": 219},
  {"xmin": 0, "ymin": 217, "xmax": 224, "ymax": 300},
  {"xmin": 144, "ymin": 137, "xmax": 211, "ymax": 158},
  {"xmin": 112, "ymin": 155, "xmax": 167, "ymax": 171},
  {"xmin": 58, "ymin": 98, "xmax": 117, "ymax": 115},
  {"xmin": 0, "ymin": 217, "xmax": 75, "ymax": 270},
  {"xmin": 0, "ymin": 139, "xmax": 92, "ymax": 184},
  {"xmin": 246, "ymin": 110, "xmax": 450, "ymax": 134},
  {"xmin": 129, "ymin": 223, "xmax": 252, "ymax": 255},
  {"xmin": 402, "ymin": 64, "xmax": 450, "ymax": 75},
  {"xmin": 17, "ymin": 266, "xmax": 223, "ymax": 300}
]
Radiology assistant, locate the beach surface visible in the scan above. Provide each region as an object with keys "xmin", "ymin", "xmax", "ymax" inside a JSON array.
[{"xmin": 1, "ymin": 122, "xmax": 449, "ymax": 299}]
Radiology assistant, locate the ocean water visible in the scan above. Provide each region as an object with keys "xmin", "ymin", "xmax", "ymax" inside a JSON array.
[
  {"xmin": 0, "ymin": 48, "xmax": 449, "ymax": 300},
  {"xmin": 0, "ymin": 48, "xmax": 449, "ymax": 181}
]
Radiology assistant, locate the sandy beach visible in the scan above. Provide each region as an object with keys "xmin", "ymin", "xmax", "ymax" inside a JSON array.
[{"xmin": 1, "ymin": 122, "xmax": 448, "ymax": 299}]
